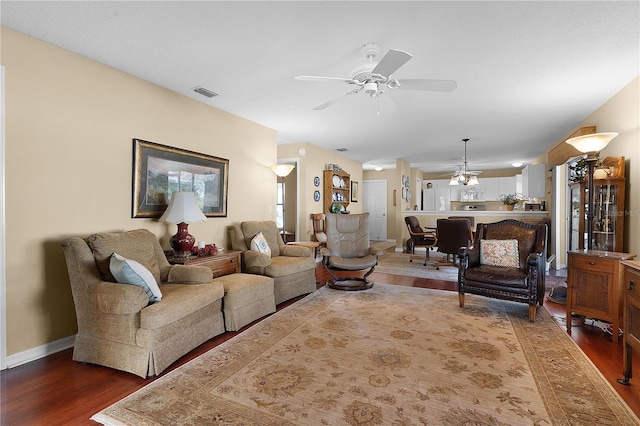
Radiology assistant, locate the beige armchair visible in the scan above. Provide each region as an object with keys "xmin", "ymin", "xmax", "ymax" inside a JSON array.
[
  {"xmin": 322, "ymin": 213, "xmax": 385, "ymax": 291},
  {"xmin": 228, "ymin": 221, "xmax": 316, "ymax": 304},
  {"xmin": 61, "ymin": 229, "xmax": 226, "ymax": 378}
]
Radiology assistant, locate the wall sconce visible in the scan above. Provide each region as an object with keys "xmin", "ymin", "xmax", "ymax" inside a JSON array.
[{"xmin": 566, "ymin": 132, "xmax": 618, "ymax": 250}]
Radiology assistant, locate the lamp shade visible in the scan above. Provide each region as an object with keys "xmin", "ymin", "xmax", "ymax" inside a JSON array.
[
  {"xmin": 271, "ymin": 164, "xmax": 295, "ymax": 177},
  {"xmin": 566, "ymin": 132, "xmax": 618, "ymax": 154},
  {"xmin": 159, "ymin": 192, "xmax": 207, "ymax": 224}
]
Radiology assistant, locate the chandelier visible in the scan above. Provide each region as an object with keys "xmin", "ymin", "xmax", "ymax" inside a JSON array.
[{"xmin": 449, "ymin": 138, "xmax": 479, "ymax": 186}]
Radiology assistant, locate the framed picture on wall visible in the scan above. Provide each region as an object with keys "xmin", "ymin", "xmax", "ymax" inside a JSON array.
[
  {"xmin": 132, "ymin": 138, "xmax": 229, "ymax": 218},
  {"xmin": 351, "ymin": 181, "xmax": 359, "ymax": 202}
]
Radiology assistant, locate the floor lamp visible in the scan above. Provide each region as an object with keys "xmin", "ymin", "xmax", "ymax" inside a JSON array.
[
  {"xmin": 566, "ymin": 132, "xmax": 618, "ymax": 250},
  {"xmin": 271, "ymin": 164, "xmax": 295, "ymax": 240}
]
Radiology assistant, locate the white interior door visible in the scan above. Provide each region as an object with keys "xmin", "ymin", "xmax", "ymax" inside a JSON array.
[{"xmin": 363, "ymin": 180, "xmax": 387, "ymax": 241}]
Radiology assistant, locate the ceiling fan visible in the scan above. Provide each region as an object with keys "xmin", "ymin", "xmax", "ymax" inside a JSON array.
[
  {"xmin": 449, "ymin": 139, "xmax": 480, "ymax": 186},
  {"xmin": 295, "ymin": 43, "xmax": 457, "ymax": 112}
]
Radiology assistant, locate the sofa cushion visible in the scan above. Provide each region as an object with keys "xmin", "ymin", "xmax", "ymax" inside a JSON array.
[
  {"xmin": 265, "ymin": 256, "xmax": 316, "ymax": 278},
  {"xmin": 480, "ymin": 239, "xmax": 519, "ymax": 268},
  {"xmin": 241, "ymin": 221, "xmax": 281, "ymax": 257},
  {"xmin": 139, "ymin": 281, "xmax": 224, "ymax": 330},
  {"xmin": 88, "ymin": 229, "xmax": 161, "ymax": 283},
  {"xmin": 464, "ymin": 264, "xmax": 528, "ymax": 288},
  {"xmin": 110, "ymin": 253, "xmax": 162, "ymax": 302},
  {"xmin": 250, "ymin": 231, "xmax": 272, "ymax": 256}
]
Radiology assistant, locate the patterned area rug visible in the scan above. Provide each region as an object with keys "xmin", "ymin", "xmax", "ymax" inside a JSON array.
[
  {"xmin": 375, "ymin": 251, "xmax": 460, "ymax": 280},
  {"xmin": 92, "ymin": 284, "xmax": 637, "ymax": 425}
]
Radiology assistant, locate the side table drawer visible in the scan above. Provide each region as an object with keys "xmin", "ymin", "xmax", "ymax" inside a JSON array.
[
  {"xmin": 571, "ymin": 255, "xmax": 615, "ymax": 273},
  {"xmin": 206, "ymin": 256, "xmax": 239, "ymax": 273},
  {"xmin": 626, "ymin": 267, "xmax": 640, "ymax": 299}
]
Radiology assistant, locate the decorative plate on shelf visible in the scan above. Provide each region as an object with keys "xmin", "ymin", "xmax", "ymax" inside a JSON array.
[
  {"xmin": 314, "ymin": 176, "xmax": 320, "ymax": 187},
  {"xmin": 332, "ymin": 174, "xmax": 341, "ymax": 187},
  {"xmin": 314, "ymin": 190, "xmax": 320, "ymax": 202}
]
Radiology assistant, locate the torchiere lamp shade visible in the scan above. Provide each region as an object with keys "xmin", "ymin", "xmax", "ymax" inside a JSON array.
[{"xmin": 159, "ymin": 192, "xmax": 207, "ymax": 258}]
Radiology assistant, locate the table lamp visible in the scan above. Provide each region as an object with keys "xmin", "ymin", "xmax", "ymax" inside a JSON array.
[
  {"xmin": 159, "ymin": 191, "xmax": 207, "ymax": 258},
  {"xmin": 565, "ymin": 132, "xmax": 617, "ymax": 250}
]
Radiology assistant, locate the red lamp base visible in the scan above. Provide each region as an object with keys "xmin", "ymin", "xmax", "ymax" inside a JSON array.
[{"xmin": 170, "ymin": 222, "xmax": 195, "ymax": 258}]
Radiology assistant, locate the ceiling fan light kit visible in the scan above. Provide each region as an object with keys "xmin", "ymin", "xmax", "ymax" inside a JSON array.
[{"xmin": 295, "ymin": 42, "xmax": 457, "ymax": 112}]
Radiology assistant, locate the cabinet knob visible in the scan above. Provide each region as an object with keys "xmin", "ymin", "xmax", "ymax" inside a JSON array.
[
  {"xmin": 230, "ymin": 259, "xmax": 235, "ymax": 263},
  {"xmin": 589, "ymin": 261, "xmax": 595, "ymax": 265},
  {"xmin": 629, "ymin": 279, "xmax": 635, "ymax": 291}
]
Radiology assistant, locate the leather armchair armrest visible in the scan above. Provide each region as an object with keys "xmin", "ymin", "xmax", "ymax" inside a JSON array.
[
  {"xmin": 280, "ymin": 245, "xmax": 312, "ymax": 258},
  {"xmin": 462, "ymin": 244, "xmax": 481, "ymax": 266},
  {"xmin": 526, "ymin": 252, "xmax": 542, "ymax": 267},
  {"xmin": 95, "ymin": 282, "xmax": 149, "ymax": 314},
  {"xmin": 166, "ymin": 265, "xmax": 213, "ymax": 284}
]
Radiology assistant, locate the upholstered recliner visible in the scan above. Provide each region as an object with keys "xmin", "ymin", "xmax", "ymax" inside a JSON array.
[
  {"xmin": 458, "ymin": 219, "xmax": 547, "ymax": 322},
  {"xmin": 322, "ymin": 213, "xmax": 385, "ymax": 291},
  {"xmin": 229, "ymin": 221, "xmax": 316, "ymax": 304},
  {"xmin": 60, "ymin": 229, "xmax": 226, "ymax": 378}
]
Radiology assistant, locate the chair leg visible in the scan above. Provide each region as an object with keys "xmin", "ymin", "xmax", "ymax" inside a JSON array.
[
  {"xmin": 528, "ymin": 305, "xmax": 536, "ymax": 322},
  {"xmin": 458, "ymin": 293, "xmax": 465, "ymax": 308}
]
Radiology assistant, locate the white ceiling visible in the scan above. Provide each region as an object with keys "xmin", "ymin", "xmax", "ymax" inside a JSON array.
[{"xmin": 2, "ymin": 1, "xmax": 638, "ymax": 174}]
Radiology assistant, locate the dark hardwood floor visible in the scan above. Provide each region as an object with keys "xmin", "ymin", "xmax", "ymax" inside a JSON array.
[{"xmin": 2, "ymin": 260, "xmax": 639, "ymax": 425}]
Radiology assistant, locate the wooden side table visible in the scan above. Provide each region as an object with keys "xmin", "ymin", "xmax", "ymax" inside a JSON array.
[
  {"xmin": 566, "ymin": 250, "xmax": 636, "ymax": 343},
  {"xmin": 287, "ymin": 241, "xmax": 321, "ymax": 259},
  {"xmin": 618, "ymin": 260, "xmax": 640, "ymax": 385},
  {"xmin": 167, "ymin": 250, "xmax": 241, "ymax": 278}
]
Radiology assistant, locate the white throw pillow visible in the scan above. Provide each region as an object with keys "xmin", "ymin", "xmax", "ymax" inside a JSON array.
[
  {"xmin": 250, "ymin": 232, "xmax": 272, "ymax": 256},
  {"xmin": 110, "ymin": 252, "xmax": 162, "ymax": 302},
  {"xmin": 480, "ymin": 239, "xmax": 520, "ymax": 268}
]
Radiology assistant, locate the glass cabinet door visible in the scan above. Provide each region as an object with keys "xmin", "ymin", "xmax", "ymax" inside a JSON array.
[{"xmin": 592, "ymin": 182, "xmax": 620, "ymax": 251}]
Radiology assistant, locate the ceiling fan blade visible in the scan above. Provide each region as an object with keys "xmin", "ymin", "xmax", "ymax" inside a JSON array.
[
  {"xmin": 371, "ymin": 49, "xmax": 412, "ymax": 78},
  {"xmin": 395, "ymin": 79, "xmax": 457, "ymax": 92},
  {"xmin": 295, "ymin": 75, "xmax": 354, "ymax": 84},
  {"xmin": 313, "ymin": 88, "xmax": 362, "ymax": 110}
]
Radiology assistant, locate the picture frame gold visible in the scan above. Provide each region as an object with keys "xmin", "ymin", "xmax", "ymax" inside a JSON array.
[{"xmin": 132, "ymin": 139, "xmax": 229, "ymax": 218}]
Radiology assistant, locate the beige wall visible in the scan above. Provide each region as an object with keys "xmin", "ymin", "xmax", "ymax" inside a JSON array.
[
  {"xmin": 278, "ymin": 142, "xmax": 363, "ymax": 242},
  {"xmin": 1, "ymin": 27, "xmax": 279, "ymax": 356},
  {"xmin": 576, "ymin": 77, "xmax": 639, "ymax": 255}
]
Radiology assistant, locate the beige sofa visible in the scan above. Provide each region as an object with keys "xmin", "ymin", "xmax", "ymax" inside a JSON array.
[
  {"xmin": 61, "ymin": 229, "xmax": 226, "ymax": 378},
  {"xmin": 229, "ymin": 221, "xmax": 317, "ymax": 304}
]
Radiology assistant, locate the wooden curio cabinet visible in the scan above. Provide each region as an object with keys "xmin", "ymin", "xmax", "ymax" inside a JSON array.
[
  {"xmin": 568, "ymin": 177, "xmax": 625, "ymax": 252},
  {"xmin": 323, "ymin": 170, "xmax": 350, "ymax": 213}
]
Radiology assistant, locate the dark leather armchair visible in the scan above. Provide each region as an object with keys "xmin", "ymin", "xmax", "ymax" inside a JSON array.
[
  {"xmin": 458, "ymin": 219, "xmax": 547, "ymax": 322},
  {"xmin": 405, "ymin": 216, "xmax": 437, "ymax": 265}
]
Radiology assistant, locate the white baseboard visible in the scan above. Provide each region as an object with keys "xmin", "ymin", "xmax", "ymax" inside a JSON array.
[{"xmin": 5, "ymin": 335, "xmax": 75, "ymax": 369}]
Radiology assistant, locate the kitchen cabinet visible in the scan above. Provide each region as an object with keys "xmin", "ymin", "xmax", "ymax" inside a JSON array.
[
  {"xmin": 568, "ymin": 177, "xmax": 625, "ymax": 252},
  {"xmin": 566, "ymin": 250, "xmax": 636, "ymax": 343},
  {"xmin": 522, "ymin": 164, "xmax": 546, "ymax": 198}
]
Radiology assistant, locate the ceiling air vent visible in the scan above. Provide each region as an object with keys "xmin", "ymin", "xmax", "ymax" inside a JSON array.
[{"xmin": 193, "ymin": 87, "xmax": 219, "ymax": 98}]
